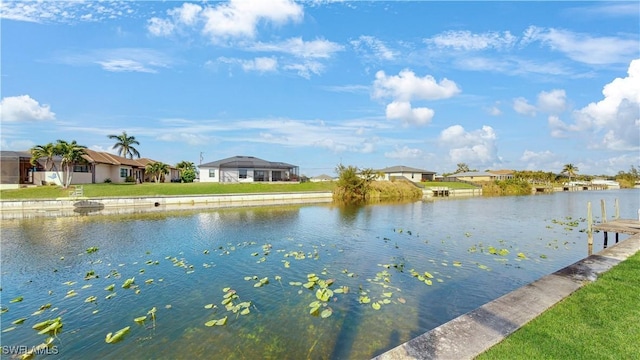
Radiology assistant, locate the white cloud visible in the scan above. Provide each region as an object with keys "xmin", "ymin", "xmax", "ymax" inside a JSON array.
[
  {"xmin": 519, "ymin": 150, "xmax": 561, "ymax": 171},
  {"xmin": 372, "ymin": 69, "xmax": 460, "ymax": 125},
  {"xmin": 0, "ymin": 95, "xmax": 56, "ymax": 122},
  {"xmin": 0, "ymin": 138, "xmax": 36, "ymax": 151},
  {"xmin": 373, "ymin": 69, "xmax": 460, "ymax": 101},
  {"xmin": 384, "ymin": 146, "xmax": 424, "ymax": 159},
  {"xmin": 241, "ymin": 57, "xmax": 278, "ymax": 73},
  {"xmin": 147, "ymin": 17, "xmax": 175, "ymax": 37},
  {"xmin": 96, "ymin": 59, "xmax": 157, "ymax": 73},
  {"xmin": 572, "ymin": 59, "xmax": 640, "ymax": 150},
  {"xmin": 283, "ymin": 61, "xmax": 324, "ymax": 79},
  {"xmin": 0, "ymin": 1, "xmax": 137, "ymax": 23},
  {"xmin": 248, "ymin": 37, "xmax": 344, "ymax": 59},
  {"xmin": 169, "ymin": 2, "xmax": 203, "ymax": 26},
  {"xmin": 427, "ymin": 30, "xmax": 517, "ymax": 51},
  {"xmin": 513, "ymin": 97, "xmax": 537, "ymax": 116},
  {"xmin": 385, "ymin": 101, "xmax": 434, "ymax": 126},
  {"xmin": 156, "ymin": 132, "xmax": 211, "ymax": 146},
  {"xmin": 201, "ymin": 0, "xmax": 302, "ymax": 42},
  {"xmin": 351, "ymin": 35, "xmax": 396, "ymax": 60},
  {"xmin": 537, "ymin": 89, "xmax": 567, "ymax": 114},
  {"xmin": 439, "ymin": 125, "xmax": 498, "ymax": 165},
  {"xmin": 488, "ymin": 105, "xmax": 502, "ymax": 116},
  {"xmin": 58, "ymin": 48, "xmax": 172, "ymax": 73},
  {"xmin": 521, "ymin": 26, "xmax": 638, "ymax": 65}
]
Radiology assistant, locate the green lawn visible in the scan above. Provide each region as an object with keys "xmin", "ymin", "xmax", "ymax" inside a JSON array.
[
  {"xmin": 0, "ymin": 181, "xmax": 337, "ymax": 200},
  {"xmin": 477, "ymin": 250, "xmax": 640, "ymax": 359}
]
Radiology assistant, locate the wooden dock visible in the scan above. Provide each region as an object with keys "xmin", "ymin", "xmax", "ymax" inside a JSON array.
[{"xmin": 592, "ymin": 219, "xmax": 640, "ymax": 249}]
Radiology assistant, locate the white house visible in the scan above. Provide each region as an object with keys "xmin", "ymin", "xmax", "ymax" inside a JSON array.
[
  {"xmin": 310, "ymin": 174, "xmax": 335, "ymax": 182},
  {"xmin": 376, "ymin": 165, "xmax": 436, "ymax": 182},
  {"xmin": 198, "ymin": 156, "xmax": 299, "ymax": 183}
]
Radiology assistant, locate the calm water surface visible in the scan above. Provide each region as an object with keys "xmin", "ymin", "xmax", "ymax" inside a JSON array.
[{"xmin": 1, "ymin": 190, "xmax": 638, "ymax": 359}]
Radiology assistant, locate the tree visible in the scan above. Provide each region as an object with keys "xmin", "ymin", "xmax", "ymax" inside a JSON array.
[
  {"xmin": 561, "ymin": 164, "xmax": 579, "ymax": 183},
  {"xmin": 145, "ymin": 162, "xmax": 169, "ymax": 183},
  {"xmin": 55, "ymin": 140, "xmax": 88, "ymax": 188},
  {"xmin": 108, "ymin": 131, "xmax": 141, "ymax": 159},
  {"xmin": 30, "ymin": 143, "xmax": 58, "ymax": 171},
  {"xmin": 455, "ymin": 163, "xmax": 470, "ymax": 173},
  {"xmin": 334, "ymin": 164, "xmax": 378, "ymax": 202}
]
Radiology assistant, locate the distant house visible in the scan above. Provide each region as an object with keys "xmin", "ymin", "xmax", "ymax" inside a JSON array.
[
  {"xmin": 310, "ymin": 174, "xmax": 335, "ymax": 182},
  {"xmin": 16, "ymin": 149, "xmax": 178, "ymax": 186},
  {"xmin": 0, "ymin": 151, "xmax": 38, "ymax": 189},
  {"xmin": 488, "ymin": 170, "xmax": 514, "ymax": 180},
  {"xmin": 444, "ymin": 171, "xmax": 497, "ymax": 182},
  {"xmin": 376, "ymin": 165, "xmax": 436, "ymax": 182},
  {"xmin": 198, "ymin": 156, "xmax": 299, "ymax": 183}
]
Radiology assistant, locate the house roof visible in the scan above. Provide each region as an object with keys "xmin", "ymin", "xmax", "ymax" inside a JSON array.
[
  {"xmin": 0, "ymin": 150, "xmax": 32, "ymax": 159},
  {"xmin": 200, "ymin": 156, "xmax": 297, "ymax": 169},
  {"xmin": 488, "ymin": 169, "xmax": 514, "ymax": 175},
  {"xmin": 312, "ymin": 174, "xmax": 334, "ymax": 180},
  {"xmin": 83, "ymin": 149, "xmax": 147, "ymax": 167},
  {"xmin": 377, "ymin": 165, "xmax": 435, "ymax": 174}
]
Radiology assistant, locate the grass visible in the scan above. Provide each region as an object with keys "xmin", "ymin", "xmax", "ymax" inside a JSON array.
[
  {"xmin": 477, "ymin": 250, "xmax": 640, "ymax": 359},
  {"xmin": 0, "ymin": 181, "xmax": 337, "ymax": 200},
  {"xmin": 1, "ymin": 181, "xmax": 477, "ymax": 201}
]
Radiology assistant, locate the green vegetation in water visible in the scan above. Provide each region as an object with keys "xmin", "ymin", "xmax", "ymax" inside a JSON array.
[
  {"xmin": 482, "ymin": 179, "xmax": 532, "ymax": 196},
  {"xmin": 477, "ymin": 251, "xmax": 640, "ymax": 359}
]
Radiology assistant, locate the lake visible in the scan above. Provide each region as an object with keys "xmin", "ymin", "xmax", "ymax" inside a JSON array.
[{"xmin": 1, "ymin": 190, "xmax": 638, "ymax": 359}]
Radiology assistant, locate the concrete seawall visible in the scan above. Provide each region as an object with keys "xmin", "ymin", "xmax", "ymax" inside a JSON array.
[{"xmin": 0, "ymin": 192, "xmax": 334, "ymax": 219}]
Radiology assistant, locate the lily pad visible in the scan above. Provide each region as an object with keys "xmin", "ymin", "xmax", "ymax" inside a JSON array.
[
  {"xmin": 320, "ymin": 308, "xmax": 333, "ymax": 318},
  {"xmin": 12, "ymin": 318, "xmax": 27, "ymax": 325},
  {"xmin": 204, "ymin": 316, "xmax": 227, "ymax": 327},
  {"xmin": 372, "ymin": 302, "xmax": 381, "ymax": 310},
  {"xmin": 10, "ymin": 296, "xmax": 23, "ymax": 303},
  {"xmin": 105, "ymin": 326, "xmax": 130, "ymax": 343},
  {"xmin": 134, "ymin": 316, "xmax": 147, "ymax": 324}
]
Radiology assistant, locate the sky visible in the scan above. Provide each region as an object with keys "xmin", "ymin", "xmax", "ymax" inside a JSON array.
[{"xmin": 1, "ymin": 0, "xmax": 639, "ymax": 177}]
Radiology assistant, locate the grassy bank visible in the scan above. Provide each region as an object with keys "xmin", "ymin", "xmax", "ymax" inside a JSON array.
[
  {"xmin": 477, "ymin": 249, "xmax": 640, "ymax": 359},
  {"xmin": 481, "ymin": 179, "xmax": 532, "ymax": 196},
  {"xmin": 366, "ymin": 180, "xmax": 423, "ymax": 200},
  {"xmin": 0, "ymin": 182, "xmax": 336, "ymax": 200}
]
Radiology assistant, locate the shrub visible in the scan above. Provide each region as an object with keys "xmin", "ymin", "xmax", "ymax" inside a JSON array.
[
  {"xmin": 125, "ymin": 176, "xmax": 135, "ymax": 183},
  {"xmin": 103, "ymin": 178, "xmax": 112, "ymax": 183},
  {"xmin": 180, "ymin": 168, "xmax": 196, "ymax": 183}
]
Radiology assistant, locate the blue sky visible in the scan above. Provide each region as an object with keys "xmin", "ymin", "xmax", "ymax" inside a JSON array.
[{"xmin": 1, "ymin": 1, "xmax": 638, "ymax": 177}]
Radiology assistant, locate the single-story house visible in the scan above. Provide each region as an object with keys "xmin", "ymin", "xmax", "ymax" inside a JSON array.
[
  {"xmin": 21, "ymin": 149, "xmax": 178, "ymax": 186},
  {"xmin": 199, "ymin": 156, "xmax": 299, "ymax": 183},
  {"xmin": 444, "ymin": 171, "xmax": 497, "ymax": 182},
  {"xmin": 488, "ymin": 170, "xmax": 514, "ymax": 180},
  {"xmin": 0, "ymin": 151, "xmax": 41, "ymax": 189},
  {"xmin": 310, "ymin": 174, "xmax": 335, "ymax": 182},
  {"xmin": 376, "ymin": 165, "xmax": 436, "ymax": 182}
]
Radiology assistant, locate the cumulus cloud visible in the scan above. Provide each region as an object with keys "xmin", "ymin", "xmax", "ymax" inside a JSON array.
[
  {"xmin": 384, "ymin": 146, "xmax": 424, "ymax": 159},
  {"xmin": 571, "ymin": 59, "xmax": 640, "ymax": 150},
  {"xmin": 427, "ymin": 30, "xmax": 518, "ymax": 51},
  {"xmin": 537, "ymin": 89, "xmax": 567, "ymax": 114},
  {"xmin": 0, "ymin": 95, "xmax": 56, "ymax": 121},
  {"xmin": 283, "ymin": 61, "xmax": 324, "ymax": 79},
  {"xmin": 439, "ymin": 125, "xmax": 498, "ymax": 164},
  {"xmin": 513, "ymin": 97, "xmax": 537, "ymax": 116},
  {"xmin": 1, "ymin": 1, "xmax": 137, "ymax": 23},
  {"xmin": 148, "ymin": 0, "xmax": 303, "ymax": 43},
  {"xmin": 372, "ymin": 69, "xmax": 460, "ymax": 125},
  {"xmin": 385, "ymin": 101, "xmax": 434, "ymax": 126},
  {"xmin": 241, "ymin": 57, "xmax": 278, "ymax": 73},
  {"xmin": 519, "ymin": 150, "xmax": 560, "ymax": 171}
]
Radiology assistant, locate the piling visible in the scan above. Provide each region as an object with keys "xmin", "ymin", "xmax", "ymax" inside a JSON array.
[{"xmin": 587, "ymin": 201, "xmax": 593, "ymax": 255}]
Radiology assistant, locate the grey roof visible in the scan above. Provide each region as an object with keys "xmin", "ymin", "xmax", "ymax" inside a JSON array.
[
  {"xmin": 0, "ymin": 150, "xmax": 32, "ymax": 159},
  {"xmin": 449, "ymin": 171, "xmax": 495, "ymax": 177},
  {"xmin": 199, "ymin": 156, "xmax": 296, "ymax": 169},
  {"xmin": 312, "ymin": 174, "xmax": 334, "ymax": 180},
  {"xmin": 377, "ymin": 165, "xmax": 435, "ymax": 174}
]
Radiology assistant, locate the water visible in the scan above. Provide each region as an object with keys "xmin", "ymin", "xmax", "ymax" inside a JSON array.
[{"xmin": 1, "ymin": 190, "xmax": 638, "ymax": 359}]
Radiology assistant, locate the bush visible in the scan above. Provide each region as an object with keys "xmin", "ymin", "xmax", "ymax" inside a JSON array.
[
  {"xmin": 103, "ymin": 178, "xmax": 112, "ymax": 183},
  {"xmin": 180, "ymin": 169, "xmax": 196, "ymax": 183},
  {"xmin": 125, "ymin": 176, "xmax": 135, "ymax": 183}
]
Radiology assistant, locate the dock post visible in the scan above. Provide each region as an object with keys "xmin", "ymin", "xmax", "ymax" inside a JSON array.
[
  {"xmin": 587, "ymin": 202, "xmax": 593, "ymax": 255},
  {"xmin": 614, "ymin": 198, "xmax": 619, "ymax": 219},
  {"xmin": 604, "ymin": 231, "xmax": 608, "ymax": 248},
  {"xmin": 600, "ymin": 199, "xmax": 607, "ymax": 223}
]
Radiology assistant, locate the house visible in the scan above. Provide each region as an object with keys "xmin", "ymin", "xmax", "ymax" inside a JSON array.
[
  {"xmin": 310, "ymin": 174, "xmax": 335, "ymax": 182},
  {"xmin": 199, "ymin": 156, "xmax": 299, "ymax": 183},
  {"xmin": 488, "ymin": 169, "xmax": 514, "ymax": 180},
  {"xmin": 376, "ymin": 165, "xmax": 436, "ymax": 182},
  {"xmin": 24, "ymin": 149, "xmax": 178, "ymax": 186},
  {"xmin": 0, "ymin": 151, "xmax": 39, "ymax": 189},
  {"xmin": 444, "ymin": 171, "xmax": 497, "ymax": 182}
]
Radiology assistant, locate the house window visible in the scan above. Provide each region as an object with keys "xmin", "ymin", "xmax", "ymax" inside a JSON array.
[
  {"xmin": 120, "ymin": 168, "xmax": 128, "ymax": 178},
  {"xmin": 239, "ymin": 169, "xmax": 248, "ymax": 179},
  {"xmin": 73, "ymin": 165, "xmax": 89, "ymax": 173},
  {"xmin": 255, "ymin": 170, "xmax": 266, "ymax": 182},
  {"xmin": 209, "ymin": 169, "xmax": 216, "ymax": 178}
]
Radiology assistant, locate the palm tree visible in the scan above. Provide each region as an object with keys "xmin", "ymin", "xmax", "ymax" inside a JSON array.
[
  {"xmin": 176, "ymin": 160, "xmax": 196, "ymax": 174},
  {"xmin": 455, "ymin": 163, "xmax": 470, "ymax": 173},
  {"xmin": 145, "ymin": 162, "xmax": 169, "ymax": 183},
  {"xmin": 562, "ymin": 163, "xmax": 579, "ymax": 183},
  {"xmin": 29, "ymin": 143, "xmax": 58, "ymax": 171},
  {"xmin": 55, "ymin": 140, "xmax": 87, "ymax": 188},
  {"xmin": 108, "ymin": 131, "xmax": 141, "ymax": 159}
]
